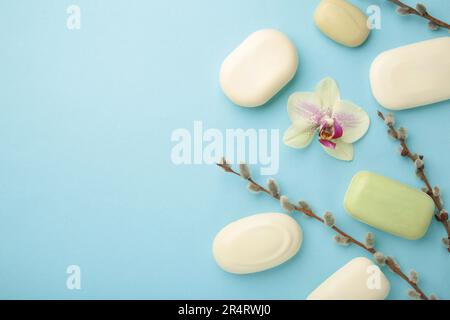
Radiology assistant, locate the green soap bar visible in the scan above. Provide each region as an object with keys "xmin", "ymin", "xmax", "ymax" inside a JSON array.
[{"xmin": 344, "ymin": 171, "xmax": 435, "ymax": 240}]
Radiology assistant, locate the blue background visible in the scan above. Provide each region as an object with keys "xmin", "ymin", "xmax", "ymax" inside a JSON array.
[{"xmin": 0, "ymin": 0, "xmax": 449, "ymax": 300}]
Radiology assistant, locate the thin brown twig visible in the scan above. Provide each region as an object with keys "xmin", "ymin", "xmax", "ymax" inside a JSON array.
[
  {"xmin": 378, "ymin": 111, "xmax": 450, "ymax": 253},
  {"xmin": 217, "ymin": 162, "xmax": 430, "ymax": 300},
  {"xmin": 388, "ymin": 0, "xmax": 450, "ymax": 30}
]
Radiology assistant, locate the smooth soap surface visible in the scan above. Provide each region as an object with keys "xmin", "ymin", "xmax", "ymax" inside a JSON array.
[
  {"xmin": 370, "ymin": 37, "xmax": 450, "ymax": 110},
  {"xmin": 213, "ymin": 213, "xmax": 302, "ymax": 274},
  {"xmin": 314, "ymin": 0, "xmax": 370, "ymax": 47},
  {"xmin": 220, "ymin": 29, "xmax": 298, "ymax": 107},
  {"xmin": 344, "ymin": 171, "xmax": 435, "ymax": 240},
  {"xmin": 307, "ymin": 257, "xmax": 390, "ymax": 300}
]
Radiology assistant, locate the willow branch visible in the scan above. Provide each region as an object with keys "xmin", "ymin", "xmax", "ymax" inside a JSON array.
[
  {"xmin": 388, "ymin": 0, "xmax": 450, "ymax": 30},
  {"xmin": 378, "ymin": 111, "xmax": 450, "ymax": 253},
  {"xmin": 217, "ymin": 162, "xmax": 431, "ymax": 300}
]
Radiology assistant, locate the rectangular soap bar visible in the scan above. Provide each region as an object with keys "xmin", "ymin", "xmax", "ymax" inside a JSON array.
[
  {"xmin": 344, "ymin": 171, "xmax": 435, "ymax": 240},
  {"xmin": 307, "ymin": 257, "xmax": 390, "ymax": 300},
  {"xmin": 370, "ymin": 37, "xmax": 450, "ymax": 110},
  {"xmin": 220, "ymin": 29, "xmax": 298, "ymax": 108}
]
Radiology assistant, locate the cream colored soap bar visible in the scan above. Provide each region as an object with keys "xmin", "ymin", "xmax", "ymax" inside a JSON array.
[
  {"xmin": 307, "ymin": 257, "xmax": 390, "ymax": 300},
  {"xmin": 370, "ymin": 37, "xmax": 450, "ymax": 110},
  {"xmin": 314, "ymin": 0, "xmax": 370, "ymax": 47},
  {"xmin": 344, "ymin": 171, "xmax": 435, "ymax": 240},
  {"xmin": 213, "ymin": 213, "xmax": 302, "ymax": 274},
  {"xmin": 220, "ymin": 29, "xmax": 298, "ymax": 107}
]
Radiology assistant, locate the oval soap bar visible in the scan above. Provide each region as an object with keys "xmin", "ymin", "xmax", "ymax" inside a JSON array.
[
  {"xmin": 220, "ymin": 29, "xmax": 298, "ymax": 107},
  {"xmin": 370, "ymin": 37, "xmax": 450, "ymax": 110},
  {"xmin": 213, "ymin": 213, "xmax": 302, "ymax": 274},
  {"xmin": 314, "ymin": 0, "xmax": 370, "ymax": 47},
  {"xmin": 307, "ymin": 257, "xmax": 390, "ymax": 300},
  {"xmin": 344, "ymin": 171, "xmax": 435, "ymax": 240}
]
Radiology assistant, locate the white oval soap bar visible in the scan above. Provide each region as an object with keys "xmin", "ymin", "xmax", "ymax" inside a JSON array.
[
  {"xmin": 220, "ymin": 29, "xmax": 299, "ymax": 107},
  {"xmin": 213, "ymin": 213, "xmax": 302, "ymax": 274},
  {"xmin": 370, "ymin": 37, "xmax": 450, "ymax": 110},
  {"xmin": 314, "ymin": 0, "xmax": 370, "ymax": 47},
  {"xmin": 307, "ymin": 257, "xmax": 390, "ymax": 300}
]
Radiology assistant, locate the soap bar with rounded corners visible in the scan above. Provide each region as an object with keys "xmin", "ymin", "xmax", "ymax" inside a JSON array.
[
  {"xmin": 307, "ymin": 257, "xmax": 390, "ymax": 300},
  {"xmin": 220, "ymin": 29, "xmax": 298, "ymax": 107},
  {"xmin": 370, "ymin": 37, "xmax": 450, "ymax": 110},
  {"xmin": 314, "ymin": 0, "xmax": 370, "ymax": 47},
  {"xmin": 213, "ymin": 213, "xmax": 302, "ymax": 274},
  {"xmin": 344, "ymin": 171, "xmax": 435, "ymax": 240}
]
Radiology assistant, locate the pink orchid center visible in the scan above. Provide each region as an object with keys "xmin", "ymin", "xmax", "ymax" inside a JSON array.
[{"xmin": 318, "ymin": 117, "xmax": 343, "ymax": 149}]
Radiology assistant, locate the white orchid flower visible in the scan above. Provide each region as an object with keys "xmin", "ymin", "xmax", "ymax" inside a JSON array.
[{"xmin": 283, "ymin": 78, "xmax": 370, "ymax": 161}]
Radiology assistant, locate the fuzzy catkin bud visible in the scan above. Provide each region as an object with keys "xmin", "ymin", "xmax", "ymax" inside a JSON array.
[
  {"xmin": 374, "ymin": 252, "xmax": 386, "ymax": 266},
  {"xmin": 365, "ymin": 232, "xmax": 375, "ymax": 249},
  {"xmin": 333, "ymin": 235, "xmax": 350, "ymax": 246},
  {"xmin": 384, "ymin": 113, "xmax": 395, "ymax": 126},
  {"xmin": 396, "ymin": 7, "xmax": 410, "ymax": 15},
  {"xmin": 324, "ymin": 212, "xmax": 335, "ymax": 227},
  {"xmin": 299, "ymin": 201, "xmax": 311, "ymax": 212},
  {"xmin": 398, "ymin": 127, "xmax": 408, "ymax": 140},
  {"xmin": 247, "ymin": 183, "xmax": 262, "ymax": 193},
  {"xmin": 433, "ymin": 186, "xmax": 440, "ymax": 197},
  {"xmin": 280, "ymin": 196, "xmax": 295, "ymax": 213},
  {"xmin": 267, "ymin": 179, "xmax": 280, "ymax": 198},
  {"xmin": 386, "ymin": 257, "xmax": 400, "ymax": 272},
  {"xmin": 409, "ymin": 270, "xmax": 419, "ymax": 284},
  {"xmin": 428, "ymin": 21, "xmax": 439, "ymax": 31},
  {"xmin": 415, "ymin": 158, "xmax": 425, "ymax": 170},
  {"xmin": 430, "ymin": 294, "xmax": 439, "ymax": 300},
  {"xmin": 239, "ymin": 163, "xmax": 251, "ymax": 180},
  {"xmin": 298, "ymin": 201, "xmax": 312, "ymax": 218},
  {"xmin": 416, "ymin": 3, "xmax": 427, "ymax": 15},
  {"xmin": 408, "ymin": 290, "xmax": 421, "ymax": 300}
]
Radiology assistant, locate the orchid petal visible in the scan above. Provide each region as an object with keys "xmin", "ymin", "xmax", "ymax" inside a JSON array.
[
  {"xmin": 332, "ymin": 121, "xmax": 344, "ymax": 139},
  {"xmin": 315, "ymin": 78, "xmax": 340, "ymax": 112},
  {"xmin": 332, "ymin": 100, "xmax": 370, "ymax": 143},
  {"xmin": 319, "ymin": 139, "xmax": 337, "ymax": 149},
  {"xmin": 321, "ymin": 140, "xmax": 354, "ymax": 161},
  {"xmin": 283, "ymin": 125, "xmax": 315, "ymax": 149},
  {"xmin": 287, "ymin": 92, "xmax": 324, "ymax": 128}
]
